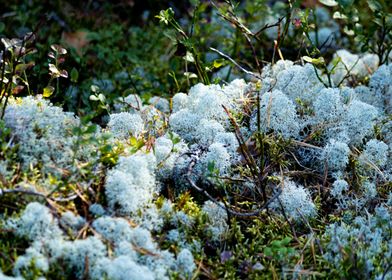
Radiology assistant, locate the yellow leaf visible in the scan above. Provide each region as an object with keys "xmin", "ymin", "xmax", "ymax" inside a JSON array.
[{"xmin": 43, "ymin": 86, "xmax": 55, "ymax": 98}]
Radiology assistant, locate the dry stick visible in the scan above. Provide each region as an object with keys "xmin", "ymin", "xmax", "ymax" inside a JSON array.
[
  {"xmin": 211, "ymin": 0, "xmax": 284, "ymax": 73},
  {"xmin": 276, "ymin": 195, "xmax": 298, "ymax": 241},
  {"xmin": 244, "ymin": 33, "xmax": 262, "ymax": 76},
  {"xmin": 242, "ymin": 32, "xmax": 265, "ymax": 175},
  {"xmin": 222, "ymin": 105, "xmax": 268, "ymax": 202},
  {"xmin": 277, "ymin": 0, "xmax": 292, "ymax": 51},
  {"xmin": 0, "ymin": 186, "xmax": 78, "ymax": 202},
  {"xmin": 0, "ymin": 36, "xmax": 26, "ymax": 119},
  {"xmin": 336, "ymin": 57, "xmax": 361, "ymax": 88},
  {"xmin": 0, "ymin": 186, "xmax": 67, "ymax": 217},
  {"xmin": 186, "ymin": 156, "xmax": 281, "ymax": 217},
  {"xmin": 222, "ymin": 105, "xmax": 257, "ymax": 176},
  {"xmin": 0, "ymin": 187, "xmax": 47, "ymax": 198},
  {"xmin": 271, "ymin": 25, "xmax": 281, "ymax": 65},
  {"xmin": 0, "ymin": 44, "xmax": 6, "ymax": 101},
  {"xmin": 254, "ymin": 19, "xmax": 284, "ymax": 37},
  {"xmin": 211, "ymin": 0, "xmax": 255, "ymax": 40},
  {"xmin": 382, "ymin": 263, "xmax": 392, "ymax": 280},
  {"xmin": 296, "ymin": 209, "xmax": 324, "ymax": 256},
  {"xmin": 209, "ymin": 47, "xmax": 260, "ymax": 79}
]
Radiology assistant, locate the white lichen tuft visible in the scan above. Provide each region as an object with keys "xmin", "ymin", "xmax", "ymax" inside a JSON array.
[
  {"xmin": 3, "ymin": 96, "xmax": 99, "ymax": 176},
  {"xmin": 271, "ymin": 180, "xmax": 316, "ymax": 220},
  {"xmin": 6, "ymin": 202, "xmax": 62, "ymax": 241},
  {"xmin": 321, "ymin": 139, "xmax": 350, "ymax": 172},
  {"xmin": 202, "ymin": 201, "xmax": 229, "ymax": 241},
  {"xmin": 176, "ymin": 248, "xmax": 196, "ymax": 279},
  {"xmin": 250, "ymin": 90, "xmax": 300, "ymax": 139},
  {"xmin": 105, "ymin": 152, "xmax": 156, "ymax": 215},
  {"xmin": 359, "ymin": 139, "xmax": 389, "ymax": 168},
  {"xmin": 107, "ymin": 112, "xmax": 144, "ymax": 139}
]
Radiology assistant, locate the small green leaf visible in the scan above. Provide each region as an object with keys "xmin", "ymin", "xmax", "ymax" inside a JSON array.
[
  {"xmin": 85, "ymin": 125, "xmax": 97, "ymax": 134},
  {"xmin": 303, "ymin": 56, "xmax": 325, "ymax": 66},
  {"xmin": 184, "ymin": 51, "xmax": 195, "ymax": 63},
  {"xmin": 89, "ymin": 95, "xmax": 99, "ymax": 101},
  {"xmin": 367, "ymin": 0, "xmax": 382, "ymax": 12},
  {"xmin": 184, "ymin": 72, "xmax": 198, "ymax": 79},
  {"xmin": 129, "ymin": 136, "xmax": 138, "ymax": 146},
  {"xmin": 278, "ymin": 247, "xmax": 288, "ymax": 255},
  {"xmin": 172, "ymin": 138, "xmax": 180, "ymax": 145},
  {"xmin": 48, "ymin": 63, "xmax": 60, "ymax": 77},
  {"xmin": 91, "ymin": 85, "xmax": 100, "ymax": 93},
  {"xmin": 263, "ymin": 247, "xmax": 272, "ymax": 256},
  {"xmin": 333, "ymin": 11, "xmax": 347, "ymax": 19},
  {"xmin": 15, "ymin": 64, "xmax": 30, "ymax": 73},
  {"xmin": 207, "ymin": 161, "xmax": 215, "ymax": 172},
  {"xmin": 50, "ymin": 44, "xmax": 67, "ymax": 55},
  {"xmin": 319, "ymin": 0, "xmax": 339, "ymax": 7},
  {"xmin": 70, "ymin": 68, "xmax": 79, "ymax": 83},
  {"xmin": 302, "ymin": 56, "xmax": 313, "ymax": 63},
  {"xmin": 386, "ymin": 14, "xmax": 392, "ymax": 29},
  {"xmin": 43, "ymin": 86, "xmax": 55, "ymax": 98},
  {"xmin": 287, "ymin": 248, "xmax": 295, "ymax": 254},
  {"xmin": 372, "ymin": 18, "xmax": 383, "ymax": 27},
  {"xmin": 213, "ymin": 60, "xmax": 224, "ymax": 69},
  {"xmin": 98, "ymin": 93, "xmax": 106, "ymax": 103},
  {"xmin": 156, "ymin": 8, "xmax": 175, "ymax": 25},
  {"xmin": 281, "ymin": 237, "xmax": 292, "ymax": 245}
]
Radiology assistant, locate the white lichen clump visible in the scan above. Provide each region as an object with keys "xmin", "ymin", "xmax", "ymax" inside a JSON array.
[
  {"xmin": 321, "ymin": 139, "xmax": 350, "ymax": 173},
  {"xmin": 114, "ymin": 94, "xmax": 142, "ymax": 113},
  {"xmin": 330, "ymin": 179, "xmax": 349, "ymax": 199},
  {"xmin": 3, "ymin": 96, "xmax": 99, "ymax": 176},
  {"xmin": 273, "ymin": 63, "xmax": 324, "ymax": 103},
  {"xmin": 359, "ymin": 139, "xmax": 389, "ymax": 168},
  {"xmin": 107, "ymin": 112, "xmax": 144, "ymax": 139},
  {"xmin": 149, "ymin": 96, "xmax": 170, "ymax": 113},
  {"xmin": 250, "ymin": 90, "xmax": 300, "ymax": 139},
  {"xmin": 169, "ymin": 80, "xmax": 246, "ymax": 143},
  {"xmin": 105, "ymin": 152, "xmax": 157, "ymax": 215},
  {"xmin": 271, "ymin": 180, "xmax": 316, "ymax": 220},
  {"xmin": 202, "ymin": 201, "xmax": 229, "ymax": 241},
  {"xmin": 168, "ymin": 80, "xmax": 247, "ymax": 177},
  {"xmin": 6, "ymin": 202, "xmax": 62, "ymax": 241},
  {"xmin": 176, "ymin": 248, "xmax": 196, "ymax": 279},
  {"xmin": 154, "ymin": 133, "xmax": 189, "ymax": 180},
  {"xmin": 4, "ymin": 201, "xmax": 195, "ymax": 280}
]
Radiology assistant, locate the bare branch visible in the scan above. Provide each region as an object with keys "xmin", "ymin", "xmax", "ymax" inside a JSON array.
[
  {"xmin": 209, "ymin": 47, "xmax": 261, "ymax": 79},
  {"xmin": 186, "ymin": 154, "xmax": 281, "ymax": 217}
]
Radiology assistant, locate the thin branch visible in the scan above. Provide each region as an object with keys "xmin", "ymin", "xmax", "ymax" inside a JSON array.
[
  {"xmin": 254, "ymin": 18, "xmax": 284, "ymax": 37},
  {"xmin": 186, "ymin": 155, "xmax": 281, "ymax": 217},
  {"xmin": 209, "ymin": 47, "xmax": 260, "ymax": 79},
  {"xmin": 0, "ymin": 186, "xmax": 78, "ymax": 202},
  {"xmin": 0, "ymin": 187, "xmax": 47, "ymax": 198}
]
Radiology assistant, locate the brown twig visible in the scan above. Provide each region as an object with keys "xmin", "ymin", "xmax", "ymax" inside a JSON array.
[{"xmin": 186, "ymin": 154, "xmax": 281, "ymax": 217}]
